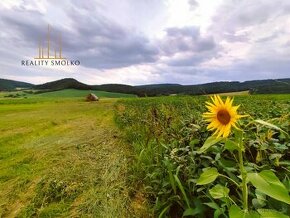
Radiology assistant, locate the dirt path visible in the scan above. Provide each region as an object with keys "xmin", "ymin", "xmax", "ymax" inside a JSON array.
[{"xmin": 0, "ymin": 100, "xmax": 143, "ymax": 217}]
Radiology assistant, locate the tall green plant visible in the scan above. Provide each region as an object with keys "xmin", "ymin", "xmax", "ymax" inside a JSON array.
[{"xmin": 198, "ymin": 95, "xmax": 290, "ymax": 217}]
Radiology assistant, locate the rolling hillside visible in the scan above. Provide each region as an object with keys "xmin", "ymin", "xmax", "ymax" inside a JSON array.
[
  {"xmin": 32, "ymin": 78, "xmax": 290, "ymax": 96},
  {"xmin": 35, "ymin": 79, "xmax": 141, "ymax": 95},
  {"xmin": 135, "ymin": 79, "xmax": 290, "ymax": 96},
  {"xmin": 34, "ymin": 78, "xmax": 90, "ymax": 90},
  {"xmin": 1, "ymin": 77, "xmax": 290, "ymax": 96},
  {"xmin": 0, "ymin": 78, "xmax": 33, "ymax": 91}
]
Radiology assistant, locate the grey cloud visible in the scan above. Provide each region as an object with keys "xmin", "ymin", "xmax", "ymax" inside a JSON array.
[
  {"xmin": 243, "ymin": 58, "xmax": 290, "ymax": 76},
  {"xmin": 211, "ymin": 0, "xmax": 290, "ymax": 39},
  {"xmin": 69, "ymin": 15, "xmax": 159, "ymax": 69},
  {"xmin": 0, "ymin": 7, "xmax": 45, "ymax": 49},
  {"xmin": 161, "ymin": 26, "xmax": 216, "ymax": 55},
  {"xmin": 223, "ymin": 33, "xmax": 249, "ymax": 43},
  {"xmin": 167, "ymin": 52, "xmax": 212, "ymax": 67},
  {"xmin": 70, "ymin": 0, "xmax": 102, "ymax": 11},
  {"xmin": 1, "ymin": 20, "xmax": 44, "ymax": 50},
  {"xmin": 202, "ymin": 57, "xmax": 290, "ymax": 83},
  {"xmin": 0, "ymin": 0, "xmax": 290, "ymax": 85},
  {"xmin": 213, "ymin": 1, "xmax": 272, "ymax": 30},
  {"xmin": 197, "ymin": 0, "xmax": 290, "ymax": 83},
  {"xmin": 254, "ymin": 31, "xmax": 281, "ymax": 43},
  {"xmin": 188, "ymin": 0, "xmax": 199, "ymax": 10},
  {"xmin": 63, "ymin": 5, "xmax": 160, "ymax": 69},
  {"xmin": 284, "ymin": 41, "xmax": 290, "ymax": 47},
  {"xmin": 144, "ymin": 64, "xmax": 214, "ymax": 85},
  {"xmin": 0, "ymin": 1, "xmax": 160, "ymax": 70},
  {"xmin": 166, "ymin": 26, "xmax": 200, "ymax": 38},
  {"xmin": 160, "ymin": 26, "xmax": 217, "ymax": 67}
]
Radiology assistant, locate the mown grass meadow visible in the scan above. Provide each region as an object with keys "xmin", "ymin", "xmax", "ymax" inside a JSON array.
[
  {"xmin": 0, "ymin": 97, "xmax": 142, "ymax": 217},
  {"xmin": 0, "ymin": 88, "xmax": 136, "ymax": 99}
]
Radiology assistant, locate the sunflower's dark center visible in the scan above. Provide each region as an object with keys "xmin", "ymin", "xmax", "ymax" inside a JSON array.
[{"xmin": 217, "ymin": 109, "xmax": 231, "ymax": 125}]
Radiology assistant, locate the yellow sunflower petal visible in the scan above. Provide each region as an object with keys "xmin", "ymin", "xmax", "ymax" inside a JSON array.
[
  {"xmin": 225, "ymin": 97, "xmax": 231, "ymax": 107},
  {"xmin": 232, "ymin": 123, "xmax": 241, "ymax": 131},
  {"xmin": 203, "ymin": 95, "xmax": 247, "ymax": 138},
  {"xmin": 207, "ymin": 120, "xmax": 220, "ymax": 130},
  {"xmin": 216, "ymin": 95, "xmax": 224, "ymax": 106},
  {"xmin": 223, "ymin": 125, "xmax": 231, "ymax": 138}
]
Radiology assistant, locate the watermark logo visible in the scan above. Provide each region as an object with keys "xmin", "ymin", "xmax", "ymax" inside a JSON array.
[
  {"xmin": 35, "ymin": 24, "xmax": 66, "ymax": 60},
  {"xmin": 21, "ymin": 25, "xmax": 80, "ymax": 66}
]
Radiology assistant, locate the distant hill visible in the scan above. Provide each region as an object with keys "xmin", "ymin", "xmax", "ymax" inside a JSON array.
[
  {"xmin": 34, "ymin": 78, "xmax": 90, "ymax": 90},
  {"xmin": 137, "ymin": 83, "xmax": 182, "ymax": 88},
  {"xmin": 92, "ymin": 84, "xmax": 140, "ymax": 95},
  {"xmin": 134, "ymin": 79, "xmax": 290, "ymax": 96},
  {"xmin": 0, "ymin": 78, "xmax": 33, "ymax": 91},
  {"xmin": 35, "ymin": 79, "xmax": 141, "ymax": 95},
  {"xmin": 1, "ymin": 77, "xmax": 289, "ymax": 96}
]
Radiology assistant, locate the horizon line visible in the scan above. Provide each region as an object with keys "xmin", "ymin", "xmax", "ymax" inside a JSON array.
[{"xmin": 0, "ymin": 77, "xmax": 289, "ymax": 87}]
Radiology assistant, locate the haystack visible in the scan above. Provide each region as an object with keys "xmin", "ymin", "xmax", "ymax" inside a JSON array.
[{"xmin": 86, "ymin": 93, "xmax": 99, "ymax": 101}]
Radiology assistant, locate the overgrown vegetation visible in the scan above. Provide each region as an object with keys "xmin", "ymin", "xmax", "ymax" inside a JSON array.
[{"xmin": 115, "ymin": 94, "xmax": 290, "ymax": 217}]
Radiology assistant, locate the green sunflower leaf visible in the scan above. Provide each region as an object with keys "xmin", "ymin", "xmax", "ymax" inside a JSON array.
[
  {"xmin": 198, "ymin": 136, "xmax": 222, "ymax": 154},
  {"xmin": 224, "ymin": 139, "xmax": 240, "ymax": 151},
  {"xmin": 254, "ymin": 119, "xmax": 288, "ymax": 136},
  {"xmin": 248, "ymin": 170, "xmax": 290, "ymax": 204},
  {"xmin": 257, "ymin": 209, "xmax": 289, "ymax": 218},
  {"xmin": 209, "ymin": 184, "xmax": 229, "ymax": 199},
  {"xmin": 196, "ymin": 167, "xmax": 219, "ymax": 185},
  {"xmin": 229, "ymin": 206, "xmax": 260, "ymax": 218}
]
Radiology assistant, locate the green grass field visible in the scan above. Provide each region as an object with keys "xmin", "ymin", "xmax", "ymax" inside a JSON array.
[
  {"xmin": 0, "ymin": 89, "xmax": 136, "ymax": 99},
  {"xmin": 205, "ymin": 90, "xmax": 250, "ymax": 96},
  {"xmin": 1, "ymin": 93, "xmax": 289, "ymax": 217},
  {"xmin": 34, "ymin": 89, "xmax": 136, "ymax": 98},
  {"xmin": 0, "ymin": 97, "xmax": 147, "ymax": 217}
]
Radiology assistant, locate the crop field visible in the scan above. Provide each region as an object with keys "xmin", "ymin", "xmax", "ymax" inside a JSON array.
[
  {"xmin": 115, "ymin": 94, "xmax": 290, "ymax": 217},
  {"xmin": 0, "ymin": 93, "xmax": 289, "ymax": 218}
]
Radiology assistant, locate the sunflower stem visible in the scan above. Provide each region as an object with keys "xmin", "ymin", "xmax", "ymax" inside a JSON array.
[{"xmin": 237, "ymin": 132, "xmax": 248, "ymax": 212}]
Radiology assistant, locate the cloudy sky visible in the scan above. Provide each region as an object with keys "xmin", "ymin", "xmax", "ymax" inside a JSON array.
[{"xmin": 0, "ymin": 0, "xmax": 290, "ymax": 85}]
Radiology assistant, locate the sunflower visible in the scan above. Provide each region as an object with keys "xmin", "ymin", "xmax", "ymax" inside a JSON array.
[{"xmin": 203, "ymin": 95, "xmax": 246, "ymax": 138}]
